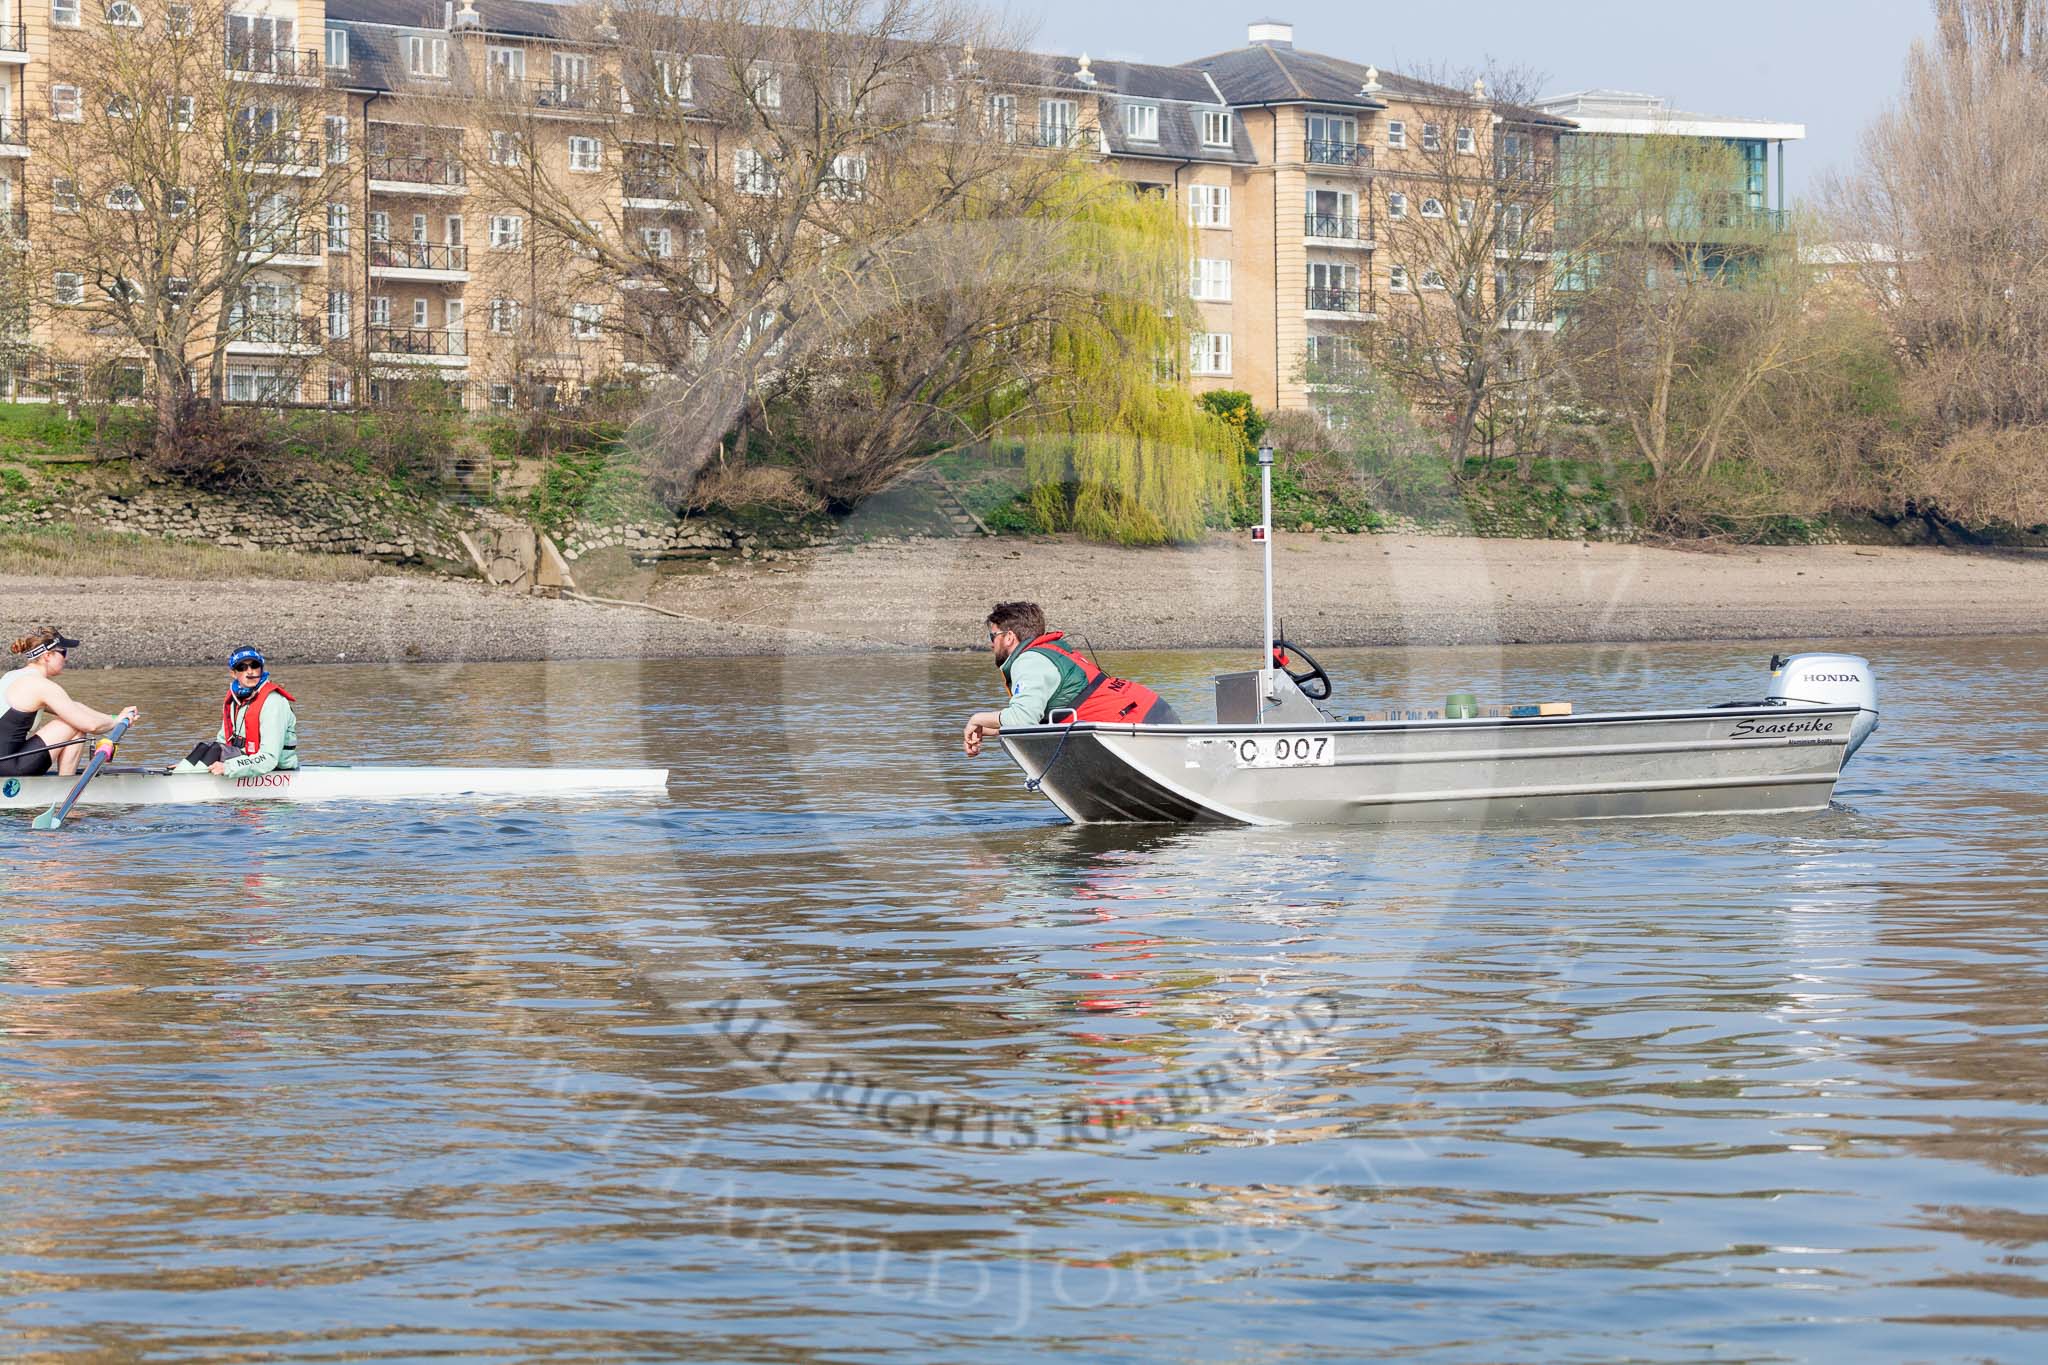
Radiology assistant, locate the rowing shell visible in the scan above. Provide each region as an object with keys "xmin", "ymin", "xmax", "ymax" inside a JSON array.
[{"xmin": 0, "ymin": 765, "xmax": 669, "ymax": 811}]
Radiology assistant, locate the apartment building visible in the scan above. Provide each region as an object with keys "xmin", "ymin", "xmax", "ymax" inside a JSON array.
[{"xmin": 3, "ymin": 4, "xmax": 1575, "ymax": 414}]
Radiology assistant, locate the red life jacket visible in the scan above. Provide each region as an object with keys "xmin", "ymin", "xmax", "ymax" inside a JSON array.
[
  {"xmin": 1017, "ymin": 632, "xmax": 1168, "ymax": 725},
  {"xmin": 222, "ymin": 680, "xmax": 295, "ymax": 757}
]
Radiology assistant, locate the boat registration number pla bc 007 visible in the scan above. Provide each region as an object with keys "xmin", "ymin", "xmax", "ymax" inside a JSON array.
[{"xmin": 1233, "ymin": 735, "xmax": 1336, "ymax": 769}]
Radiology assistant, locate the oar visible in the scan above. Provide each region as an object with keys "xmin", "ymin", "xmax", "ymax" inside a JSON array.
[{"xmin": 32, "ymin": 716, "xmax": 133, "ymax": 831}]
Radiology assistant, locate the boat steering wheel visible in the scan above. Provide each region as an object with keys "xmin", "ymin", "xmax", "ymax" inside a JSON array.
[{"xmin": 1273, "ymin": 639, "xmax": 1333, "ymax": 701}]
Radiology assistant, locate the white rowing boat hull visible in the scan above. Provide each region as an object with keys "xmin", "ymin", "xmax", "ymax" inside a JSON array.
[{"xmin": 0, "ymin": 765, "xmax": 669, "ymax": 811}]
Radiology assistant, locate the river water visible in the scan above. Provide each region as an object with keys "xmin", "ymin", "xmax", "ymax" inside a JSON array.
[{"xmin": 2, "ymin": 636, "xmax": 2044, "ymax": 1360}]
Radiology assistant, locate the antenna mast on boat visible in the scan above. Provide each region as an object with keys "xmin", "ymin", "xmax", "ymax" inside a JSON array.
[{"xmin": 1257, "ymin": 438, "xmax": 1276, "ymax": 693}]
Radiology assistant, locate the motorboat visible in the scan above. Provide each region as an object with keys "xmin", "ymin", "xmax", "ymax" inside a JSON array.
[
  {"xmin": 999, "ymin": 446, "xmax": 1879, "ymax": 827},
  {"xmin": 1, "ymin": 765, "xmax": 669, "ymax": 812}
]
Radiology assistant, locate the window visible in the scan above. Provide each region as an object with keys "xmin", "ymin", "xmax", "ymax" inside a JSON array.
[
  {"xmin": 326, "ymin": 26, "xmax": 349, "ymax": 70},
  {"xmin": 169, "ymin": 96, "xmax": 195, "ymax": 129},
  {"xmin": 748, "ymin": 64, "xmax": 781, "ymax": 108},
  {"xmin": 328, "ymin": 375, "xmax": 352, "ymax": 405},
  {"xmin": 165, "ymin": 276, "xmax": 190, "ymax": 302},
  {"xmin": 165, "ymin": 187, "xmax": 189, "ymax": 216},
  {"xmin": 1124, "ymin": 102, "xmax": 1159, "ymax": 142},
  {"xmin": 409, "ymin": 213, "xmax": 427, "ymax": 244},
  {"xmin": 921, "ymin": 83, "xmax": 957, "ymax": 121},
  {"xmin": 1201, "ymin": 110, "xmax": 1232, "ymax": 147},
  {"xmin": 368, "ymin": 210, "xmax": 389, "ymax": 243},
  {"xmin": 571, "ymin": 302, "xmax": 602, "ymax": 338},
  {"xmin": 986, "ymin": 93, "xmax": 1017, "ymax": 139},
  {"xmin": 831, "ymin": 73, "xmax": 857, "ymax": 113},
  {"xmin": 1387, "ymin": 191, "xmax": 1406, "ymax": 219},
  {"xmin": 411, "ymin": 298, "xmax": 429, "ymax": 327},
  {"xmin": 105, "ymin": 1, "xmax": 141, "ymax": 26},
  {"xmin": 227, "ymin": 369, "xmax": 293, "ymax": 404},
  {"xmin": 54, "ymin": 273, "xmax": 84, "ymax": 306},
  {"xmin": 569, "ymin": 137, "xmax": 602, "ymax": 172},
  {"xmin": 165, "ymin": 4, "xmax": 190, "ymax": 34},
  {"xmin": 826, "ymin": 153, "xmax": 866, "ymax": 200},
  {"xmin": 1190, "ymin": 257, "xmax": 1232, "ymax": 302},
  {"xmin": 51, "ymin": 179, "xmax": 79, "ymax": 213},
  {"xmin": 489, "ymin": 298, "xmax": 521, "ymax": 334},
  {"xmin": 327, "ymin": 204, "xmax": 349, "ymax": 252},
  {"xmin": 52, "ymin": 0, "xmax": 80, "ymax": 25},
  {"xmin": 570, "ymin": 219, "xmax": 600, "ymax": 258},
  {"xmin": 490, "ymin": 214, "xmax": 524, "ymax": 249},
  {"xmin": 1187, "ymin": 184, "xmax": 1230, "ymax": 228},
  {"xmin": 641, "ymin": 226, "xmax": 673, "ymax": 258},
  {"xmin": 407, "ymin": 35, "xmax": 449, "ymax": 78},
  {"xmin": 327, "ymin": 290, "xmax": 351, "ymax": 339},
  {"xmin": 656, "ymin": 55, "xmax": 692, "ymax": 102},
  {"xmin": 1386, "ymin": 119, "xmax": 1406, "ymax": 149},
  {"xmin": 107, "ymin": 184, "xmax": 143, "ymax": 211},
  {"xmin": 733, "ymin": 148, "xmax": 778, "ymax": 196},
  {"xmin": 1420, "ymin": 197, "xmax": 1445, "ymax": 219},
  {"xmin": 1390, "ymin": 264, "xmax": 1410, "ymax": 292},
  {"xmin": 1457, "ymin": 198, "xmax": 1474, "ymax": 226},
  {"xmin": 325, "ymin": 116, "xmax": 348, "ymax": 163},
  {"xmin": 488, "ymin": 45, "xmax": 525, "ymax": 87},
  {"xmin": 106, "ymin": 94, "xmax": 137, "ymax": 120},
  {"xmin": 51, "ymin": 85, "xmax": 82, "ymax": 122},
  {"xmin": 1422, "ymin": 122, "xmax": 1441, "ymax": 152},
  {"xmin": 489, "ymin": 383, "xmax": 515, "ymax": 410},
  {"xmin": 1456, "ymin": 125, "xmax": 1475, "ymax": 155},
  {"xmin": 367, "ymin": 296, "xmax": 391, "ymax": 326},
  {"xmin": 1038, "ymin": 98, "xmax": 1077, "ymax": 147},
  {"xmin": 488, "ymin": 131, "xmax": 521, "ymax": 167},
  {"xmin": 1190, "ymin": 332, "xmax": 1231, "ymax": 375},
  {"xmin": 1421, "ymin": 267, "xmax": 1447, "ymax": 290}
]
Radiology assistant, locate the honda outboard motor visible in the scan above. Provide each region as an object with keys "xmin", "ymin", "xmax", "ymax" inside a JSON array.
[{"xmin": 1766, "ymin": 653, "xmax": 1879, "ymax": 761}]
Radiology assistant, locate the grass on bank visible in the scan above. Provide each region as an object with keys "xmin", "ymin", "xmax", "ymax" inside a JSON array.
[{"xmin": 0, "ymin": 527, "xmax": 389, "ymax": 582}]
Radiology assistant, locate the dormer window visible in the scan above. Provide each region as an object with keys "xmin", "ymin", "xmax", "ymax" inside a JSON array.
[
  {"xmin": 326, "ymin": 27, "xmax": 349, "ymax": 70},
  {"xmin": 749, "ymin": 64, "xmax": 782, "ymax": 109},
  {"xmin": 407, "ymin": 35, "xmax": 449, "ymax": 78},
  {"xmin": 656, "ymin": 55, "xmax": 692, "ymax": 103},
  {"xmin": 1200, "ymin": 110, "xmax": 1232, "ymax": 147},
  {"xmin": 1124, "ymin": 102, "xmax": 1159, "ymax": 142}
]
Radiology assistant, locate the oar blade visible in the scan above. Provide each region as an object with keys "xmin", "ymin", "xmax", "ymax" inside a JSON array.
[
  {"xmin": 30, "ymin": 715, "xmax": 132, "ymax": 832},
  {"xmin": 30, "ymin": 809, "xmax": 62, "ymax": 831}
]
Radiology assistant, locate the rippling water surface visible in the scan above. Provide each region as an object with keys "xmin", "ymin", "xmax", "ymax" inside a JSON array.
[{"xmin": 2, "ymin": 636, "xmax": 2044, "ymax": 1360}]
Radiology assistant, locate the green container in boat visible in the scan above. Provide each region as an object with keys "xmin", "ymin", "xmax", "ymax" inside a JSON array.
[{"xmin": 1445, "ymin": 691, "xmax": 1478, "ymax": 719}]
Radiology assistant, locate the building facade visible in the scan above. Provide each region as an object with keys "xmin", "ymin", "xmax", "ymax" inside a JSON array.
[{"xmin": 2, "ymin": 5, "xmax": 1596, "ymax": 414}]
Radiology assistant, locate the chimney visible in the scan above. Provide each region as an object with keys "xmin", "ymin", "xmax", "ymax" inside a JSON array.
[{"xmin": 1247, "ymin": 19, "xmax": 1293, "ymax": 48}]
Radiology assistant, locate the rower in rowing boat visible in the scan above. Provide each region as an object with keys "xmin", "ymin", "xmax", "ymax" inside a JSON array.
[
  {"xmin": 172, "ymin": 646, "xmax": 298, "ymax": 777},
  {"xmin": 0, "ymin": 627, "xmax": 140, "ymax": 777}
]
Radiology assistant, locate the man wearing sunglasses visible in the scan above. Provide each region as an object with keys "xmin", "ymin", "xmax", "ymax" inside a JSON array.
[{"xmin": 173, "ymin": 646, "xmax": 298, "ymax": 778}]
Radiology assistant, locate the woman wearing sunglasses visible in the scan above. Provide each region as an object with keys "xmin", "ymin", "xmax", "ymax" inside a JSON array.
[
  {"xmin": 1, "ymin": 627, "xmax": 139, "ymax": 778},
  {"xmin": 173, "ymin": 646, "xmax": 298, "ymax": 778}
]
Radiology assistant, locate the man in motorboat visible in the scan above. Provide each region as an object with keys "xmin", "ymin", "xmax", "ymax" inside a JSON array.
[
  {"xmin": 173, "ymin": 646, "xmax": 298, "ymax": 777},
  {"xmin": 962, "ymin": 602, "xmax": 1178, "ymax": 757},
  {"xmin": 1, "ymin": 627, "xmax": 140, "ymax": 777}
]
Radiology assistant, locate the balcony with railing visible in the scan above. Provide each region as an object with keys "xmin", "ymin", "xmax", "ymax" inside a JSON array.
[
  {"xmin": 236, "ymin": 135, "xmax": 323, "ymax": 173},
  {"xmin": 227, "ymin": 313, "xmax": 323, "ymax": 351},
  {"xmin": 0, "ymin": 116, "xmax": 25, "ymax": 152},
  {"xmin": 367, "ymin": 152, "xmax": 467, "ymax": 192},
  {"xmin": 1, "ymin": 22, "xmax": 28, "ymax": 59},
  {"xmin": 1500, "ymin": 301, "xmax": 1557, "ymax": 331},
  {"xmin": 1305, "ymin": 210, "xmax": 1375, "ymax": 247},
  {"xmin": 369, "ymin": 326, "xmax": 469, "ymax": 363},
  {"xmin": 369, "ymin": 240, "xmax": 470, "ymax": 278},
  {"xmin": 226, "ymin": 44, "xmax": 322, "ymax": 80},
  {"xmin": 239, "ymin": 226, "xmax": 324, "ymax": 264},
  {"xmin": 1306, "ymin": 285, "xmax": 1368, "ymax": 315},
  {"xmin": 485, "ymin": 74, "xmax": 629, "ymax": 115},
  {"xmin": 1494, "ymin": 228, "xmax": 1554, "ymax": 258},
  {"xmin": 992, "ymin": 121, "xmax": 1100, "ymax": 152},
  {"xmin": 1305, "ymin": 138, "xmax": 1372, "ymax": 169},
  {"xmin": 623, "ymin": 168, "xmax": 687, "ymax": 205}
]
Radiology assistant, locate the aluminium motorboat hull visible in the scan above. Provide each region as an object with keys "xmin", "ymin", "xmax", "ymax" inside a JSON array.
[
  {"xmin": 999, "ymin": 703, "xmax": 1863, "ymax": 826},
  {"xmin": 0, "ymin": 765, "xmax": 669, "ymax": 811}
]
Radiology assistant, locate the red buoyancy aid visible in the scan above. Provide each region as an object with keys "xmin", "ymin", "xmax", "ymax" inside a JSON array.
[
  {"xmin": 1017, "ymin": 632, "xmax": 1168, "ymax": 725},
  {"xmin": 222, "ymin": 680, "xmax": 295, "ymax": 757}
]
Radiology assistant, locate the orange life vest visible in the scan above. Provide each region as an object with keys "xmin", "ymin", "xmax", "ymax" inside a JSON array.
[{"xmin": 1016, "ymin": 632, "xmax": 1169, "ymax": 725}]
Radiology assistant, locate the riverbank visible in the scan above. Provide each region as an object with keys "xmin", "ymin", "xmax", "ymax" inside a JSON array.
[{"xmin": 9, "ymin": 534, "xmax": 2044, "ymax": 668}]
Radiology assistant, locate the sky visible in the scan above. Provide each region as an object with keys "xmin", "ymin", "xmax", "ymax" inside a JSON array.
[{"xmin": 1012, "ymin": 0, "xmax": 1938, "ymax": 204}]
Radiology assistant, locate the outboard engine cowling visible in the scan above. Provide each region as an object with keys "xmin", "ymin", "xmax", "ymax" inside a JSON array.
[{"xmin": 1766, "ymin": 653, "xmax": 1879, "ymax": 761}]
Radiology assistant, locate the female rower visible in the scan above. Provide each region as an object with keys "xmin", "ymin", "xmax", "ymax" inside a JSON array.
[
  {"xmin": 174, "ymin": 645, "xmax": 297, "ymax": 778},
  {"xmin": 0, "ymin": 627, "xmax": 139, "ymax": 777}
]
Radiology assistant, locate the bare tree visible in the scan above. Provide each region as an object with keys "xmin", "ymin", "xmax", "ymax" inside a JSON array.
[
  {"xmin": 444, "ymin": 0, "xmax": 1090, "ymax": 501},
  {"xmin": 1559, "ymin": 137, "xmax": 1814, "ymax": 511},
  {"xmin": 1367, "ymin": 65, "xmax": 1567, "ymax": 473},
  {"xmin": 33, "ymin": 0, "xmax": 353, "ymax": 449}
]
